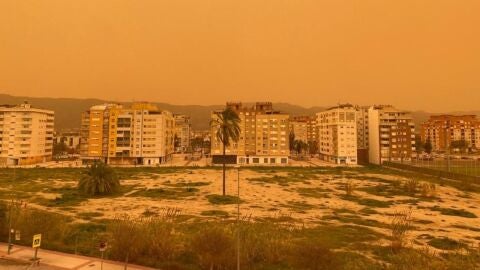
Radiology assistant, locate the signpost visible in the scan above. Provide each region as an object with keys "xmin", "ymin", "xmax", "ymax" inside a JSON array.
[
  {"xmin": 99, "ymin": 241, "xmax": 108, "ymax": 270},
  {"xmin": 32, "ymin": 234, "xmax": 42, "ymax": 262}
]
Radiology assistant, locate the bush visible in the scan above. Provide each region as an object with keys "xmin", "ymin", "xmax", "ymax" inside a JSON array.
[
  {"xmin": 206, "ymin": 194, "xmax": 242, "ymax": 205},
  {"xmin": 345, "ymin": 180, "xmax": 356, "ymax": 197},
  {"xmin": 404, "ymin": 179, "xmax": 419, "ymax": 194},
  {"xmin": 420, "ymin": 183, "xmax": 436, "ymax": 198},
  {"xmin": 290, "ymin": 241, "xmax": 340, "ymax": 270},
  {"xmin": 78, "ymin": 161, "xmax": 120, "ymax": 196},
  {"xmin": 190, "ymin": 225, "xmax": 235, "ymax": 269},
  {"xmin": 390, "ymin": 209, "xmax": 413, "ymax": 251}
]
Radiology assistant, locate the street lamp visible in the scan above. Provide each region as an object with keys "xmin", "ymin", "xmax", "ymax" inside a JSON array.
[{"xmin": 233, "ymin": 164, "xmax": 241, "ymax": 270}]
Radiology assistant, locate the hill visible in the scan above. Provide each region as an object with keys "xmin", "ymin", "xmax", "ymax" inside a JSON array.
[{"xmin": 1, "ymin": 93, "xmax": 479, "ymax": 132}]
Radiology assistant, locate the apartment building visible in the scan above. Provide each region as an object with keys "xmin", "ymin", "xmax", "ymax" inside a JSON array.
[
  {"xmin": 421, "ymin": 115, "xmax": 480, "ymax": 151},
  {"xmin": 211, "ymin": 102, "xmax": 289, "ymax": 165},
  {"xmin": 355, "ymin": 106, "xmax": 370, "ymax": 163},
  {"xmin": 0, "ymin": 102, "xmax": 54, "ymax": 166},
  {"xmin": 317, "ymin": 104, "xmax": 358, "ymax": 165},
  {"xmin": 290, "ymin": 116, "xmax": 318, "ymax": 144},
  {"xmin": 55, "ymin": 131, "xmax": 81, "ymax": 151},
  {"xmin": 368, "ymin": 105, "xmax": 415, "ymax": 165},
  {"xmin": 174, "ymin": 114, "xmax": 191, "ymax": 152},
  {"xmin": 80, "ymin": 103, "xmax": 175, "ymax": 165}
]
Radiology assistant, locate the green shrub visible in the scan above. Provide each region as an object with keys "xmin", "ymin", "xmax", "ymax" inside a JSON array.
[{"xmin": 206, "ymin": 194, "xmax": 242, "ymax": 205}]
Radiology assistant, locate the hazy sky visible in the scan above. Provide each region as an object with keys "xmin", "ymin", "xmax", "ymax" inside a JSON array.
[{"xmin": 1, "ymin": 1, "xmax": 479, "ymax": 112}]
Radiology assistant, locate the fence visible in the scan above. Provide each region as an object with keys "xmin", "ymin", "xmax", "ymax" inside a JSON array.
[{"xmin": 384, "ymin": 160, "xmax": 480, "ymax": 184}]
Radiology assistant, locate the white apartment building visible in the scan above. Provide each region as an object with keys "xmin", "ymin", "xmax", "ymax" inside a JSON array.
[
  {"xmin": 80, "ymin": 103, "xmax": 175, "ymax": 165},
  {"xmin": 317, "ymin": 105, "xmax": 358, "ymax": 165},
  {"xmin": 0, "ymin": 102, "xmax": 54, "ymax": 166},
  {"xmin": 368, "ymin": 105, "xmax": 416, "ymax": 165}
]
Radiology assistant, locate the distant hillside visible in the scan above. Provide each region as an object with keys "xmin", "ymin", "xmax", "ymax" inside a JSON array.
[
  {"xmin": 0, "ymin": 94, "xmax": 326, "ymax": 131},
  {"xmin": 1, "ymin": 93, "xmax": 479, "ymax": 132}
]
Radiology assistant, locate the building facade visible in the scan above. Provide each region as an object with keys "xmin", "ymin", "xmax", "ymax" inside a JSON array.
[
  {"xmin": 174, "ymin": 114, "xmax": 191, "ymax": 152},
  {"xmin": 290, "ymin": 115, "xmax": 318, "ymax": 144},
  {"xmin": 421, "ymin": 115, "xmax": 480, "ymax": 152},
  {"xmin": 54, "ymin": 132, "xmax": 81, "ymax": 151},
  {"xmin": 368, "ymin": 105, "xmax": 416, "ymax": 165},
  {"xmin": 355, "ymin": 106, "xmax": 370, "ymax": 163},
  {"xmin": 316, "ymin": 104, "xmax": 358, "ymax": 165},
  {"xmin": 0, "ymin": 102, "xmax": 54, "ymax": 166},
  {"xmin": 211, "ymin": 102, "xmax": 289, "ymax": 165},
  {"xmin": 80, "ymin": 103, "xmax": 175, "ymax": 165}
]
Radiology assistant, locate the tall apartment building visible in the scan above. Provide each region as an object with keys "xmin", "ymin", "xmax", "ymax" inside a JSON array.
[
  {"xmin": 290, "ymin": 116, "xmax": 318, "ymax": 144},
  {"xmin": 421, "ymin": 115, "xmax": 480, "ymax": 151},
  {"xmin": 211, "ymin": 102, "xmax": 289, "ymax": 165},
  {"xmin": 317, "ymin": 104, "xmax": 358, "ymax": 165},
  {"xmin": 355, "ymin": 106, "xmax": 370, "ymax": 163},
  {"xmin": 0, "ymin": 102, "xmax": 54, "ymax": 166},
  {"xmin": 368, "ymin": 105, "xmax": 415, "ymax": 165},
  {"xmin": 174, "ymin": 114, "xmax": 191, "ymax": 152},
  {"xmin": 80, "ymin": 103, "xmax": 175, "ymax": 165}
]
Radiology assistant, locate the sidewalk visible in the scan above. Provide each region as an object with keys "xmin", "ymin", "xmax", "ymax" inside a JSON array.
[{"xmin": 0, "ymin": 243, "xmax": 156, "ymax": 270}]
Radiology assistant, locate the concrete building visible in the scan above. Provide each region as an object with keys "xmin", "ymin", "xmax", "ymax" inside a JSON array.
[
  {"xmin": 355, "ymin": 106, "xmax": 370, "ymax": 163},
  {"xmin": 368, "ymin": 105, "xmax": 416, "ymax": 165},
  {"xmin": 290, "ymin": 115, "xmax": 318, "ymax": 144},
  {"xmin": 421, "ymin": 115, "xmax": 480, "ymax": 152},
  {"xmin": 211, "ymin": 102, "xmax": 289, "ymax": 165},
  {"xmin": 0, "ymin": 102, "xmax": 54, "ymax": 166},
  {"xmin": 55, "ymin": 132, "xmax": 81, "ymax": 151},
  {"xmin": 317, "ymin": 104, "xmax": 358, "ymax": 165},
  {"xmin": 174, "ymin": 114, "xmax": 191, "ymax": 152},
  {"xmin": 80, "ymin": 103, "xmax": 175, "ymax": 165}
]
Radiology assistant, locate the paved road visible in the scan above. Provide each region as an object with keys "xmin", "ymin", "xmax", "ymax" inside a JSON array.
[{"xmin": 0, "ymin": 243, "xmax": 155, "ymax": 270}]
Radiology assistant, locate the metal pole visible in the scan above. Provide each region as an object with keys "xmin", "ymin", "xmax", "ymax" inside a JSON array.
[
  {"xmin": 7, "ymin": 206, "xmax": 12, "ymax": 254},
  {"xmin": 101, "ymin": 250, "xmax": 104, "ymax": 270},
  {"xmin": 237, "ymin": 167, "xmax": 240, "ymax": 270},
  {"xmin": 34, "ymin": 247, "xmax": 38, "ymax": 261},
  {"xmin": 7, "ymin": 166, "xmax": 16, "ymax": 255}
]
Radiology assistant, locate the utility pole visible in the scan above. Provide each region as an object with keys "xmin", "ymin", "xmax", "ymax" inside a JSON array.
[
  {"xmin": 235, "ymin": 165, "xmax": 241, "ymax": 270},
  {"xmin": 7, "ymin": 166, "xmax": 17, "ymax": 255},
  {"xmin": 445, "ymin": 120, "xmax": 451, "ymax": 172}
]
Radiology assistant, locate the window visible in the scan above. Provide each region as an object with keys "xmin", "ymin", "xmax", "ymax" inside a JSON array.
[{"xmin": 252, "ymin": 158, "xmax": 259, "ymax": 164}]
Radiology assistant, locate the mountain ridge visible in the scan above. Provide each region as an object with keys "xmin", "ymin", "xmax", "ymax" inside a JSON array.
[{"xmin": 1, "ymin": 93, "xmax": 479, "ymax": 132}]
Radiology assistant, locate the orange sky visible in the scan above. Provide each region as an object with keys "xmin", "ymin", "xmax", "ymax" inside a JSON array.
[{"xmin": 0, "ymin": 0, "xmax": 479, "ymax": 112}]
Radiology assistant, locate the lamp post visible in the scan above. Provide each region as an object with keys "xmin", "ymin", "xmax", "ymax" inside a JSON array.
[{"xmin": 234, "ymin": 165, "xmax": 241, "ymax": 270}]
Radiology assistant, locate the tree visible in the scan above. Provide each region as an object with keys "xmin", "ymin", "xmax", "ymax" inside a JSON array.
[
  {"xmin": 450, "ymin": 140, "xmax": 468, "ymax": 153},
  {"xmin": 174, "ymin": 134, "xmax": 181, "ymax": 150},
  {"xmin": 424, "ymin": 139, "xmax": 433, "ymax": 154},
  {"xmin": 53, "ymin": 141, "xmax": 69, "ymax": 156},
  {"xmin": 415, "ymin": 136, "xmax": 424, "ymax": 158},
  {"xmin": 289, "ymin": 131, "xmax": 295, "ymax": 152},
  {"xmin": 308, "ymin": 141, "xmax": 319, "ymax": 155},
  {"xmin": 78, "ymin": 161, "xmax": 120, "ymax": 196},
  {"xmin": 293, "ymin": 140, "xmax": 308, "ymax": 156},
  {"xmin": 211, "ymin": 108, "xmax": 241, "ymax": 196}
]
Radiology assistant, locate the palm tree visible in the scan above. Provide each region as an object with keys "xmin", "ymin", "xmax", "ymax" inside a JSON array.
[
  {"xmin": 78, "ymin": 160, "xmax": 120, "ymax": 196},
  {"xmin": 211, "ymin": 108, "xmax": 241, "ymax": 196}
]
